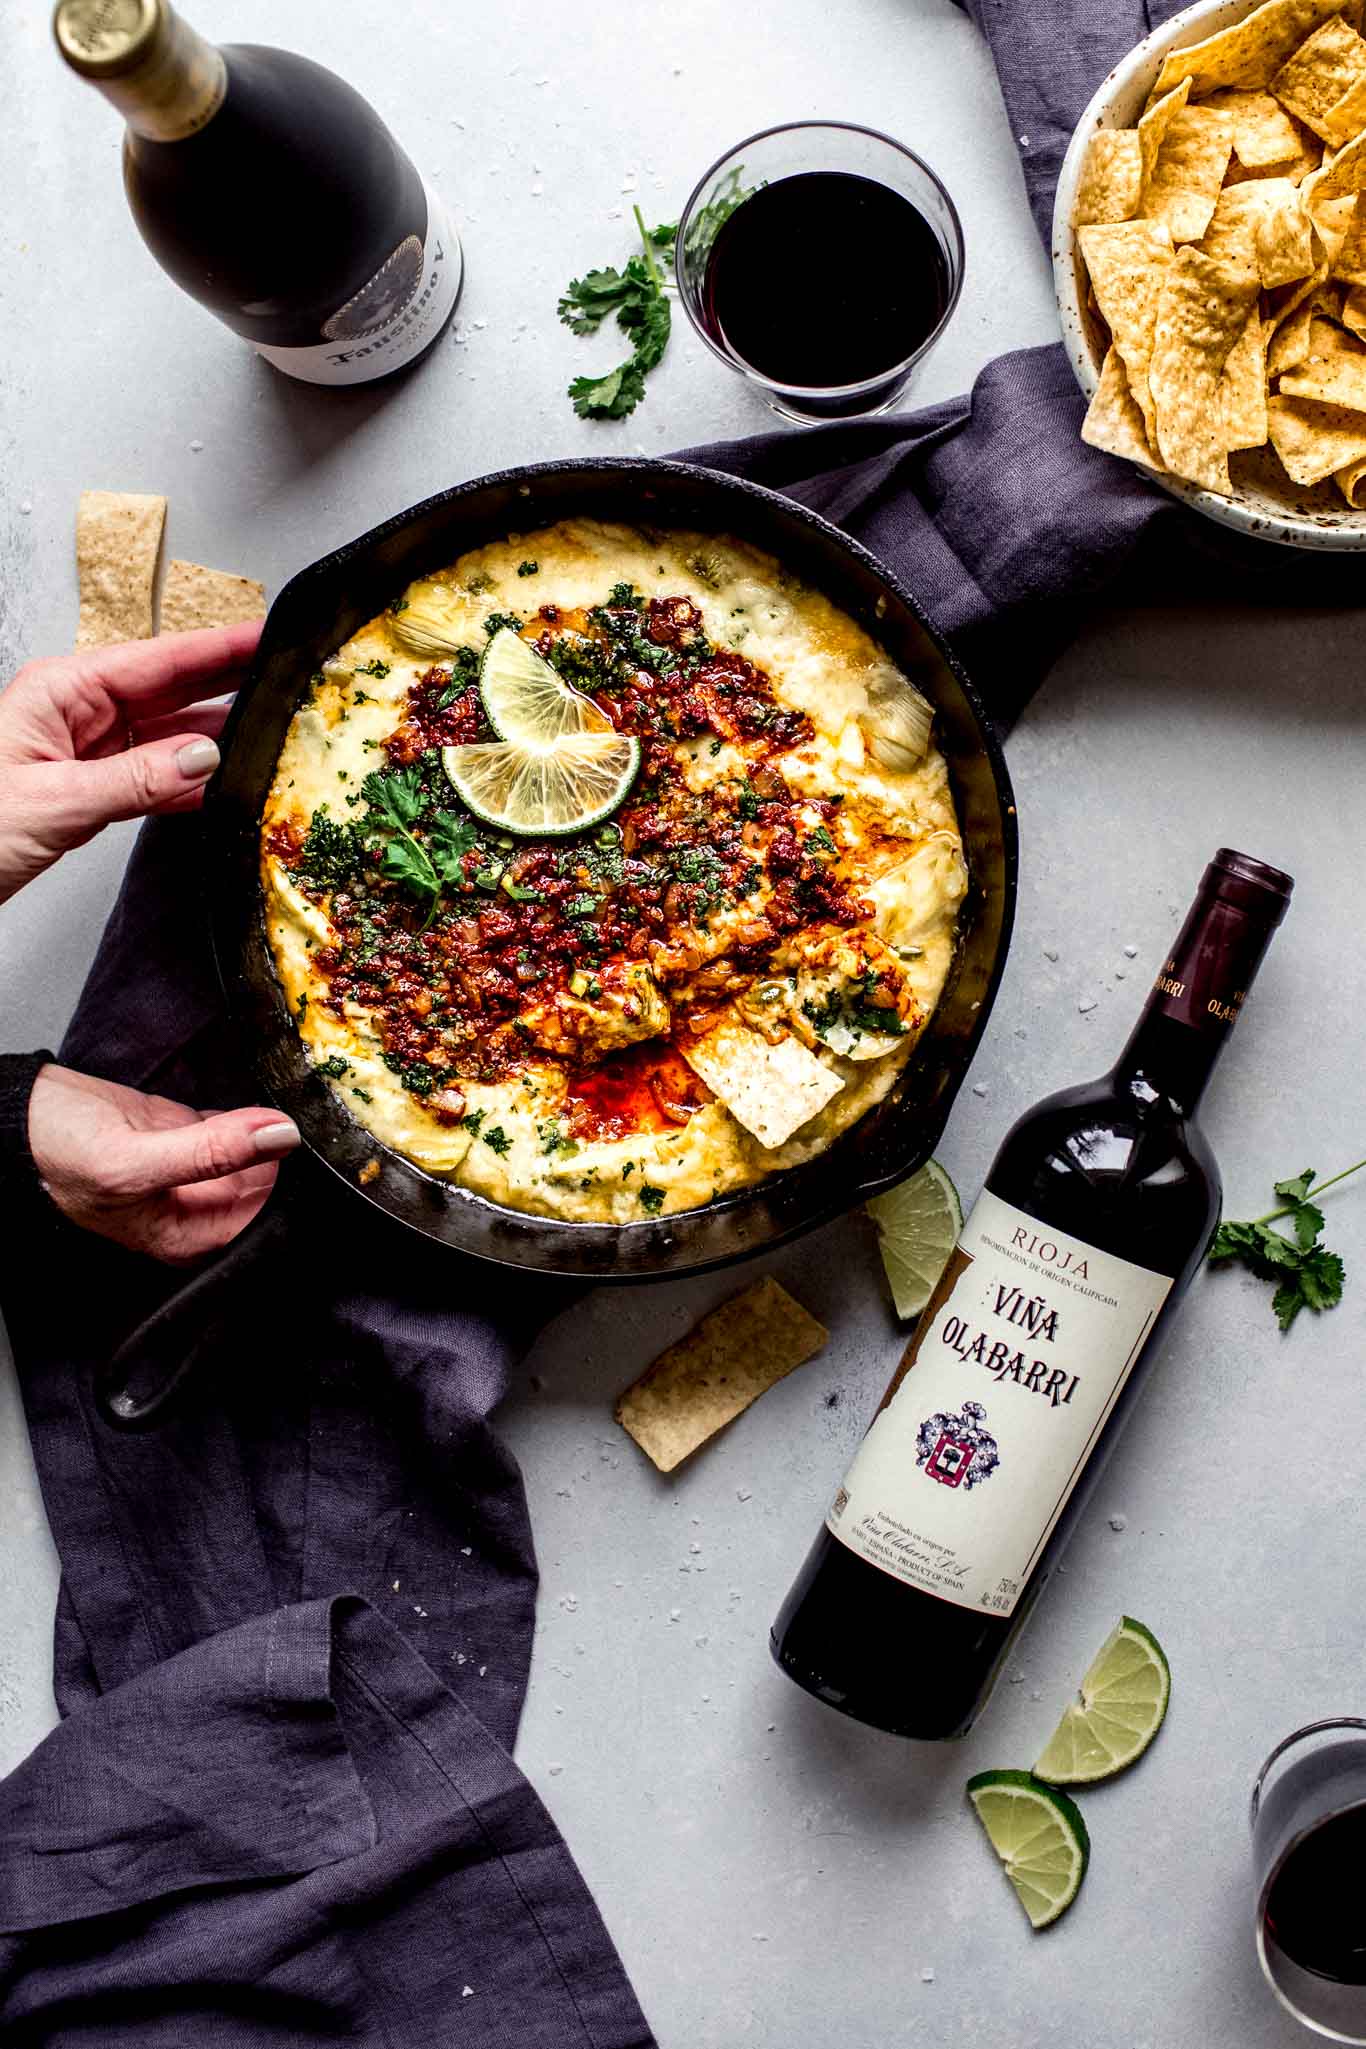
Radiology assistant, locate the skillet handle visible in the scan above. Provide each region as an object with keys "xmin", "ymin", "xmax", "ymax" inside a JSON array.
[{"xmin": 94, "ymin": 1203, "xmax": 291, "ymax": 1431}]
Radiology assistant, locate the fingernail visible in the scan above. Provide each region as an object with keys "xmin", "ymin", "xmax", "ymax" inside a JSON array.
[
  {"xmin": 176, "ymin": 738, "xmax": 220, "ymax": 781},
  {"xmin": 253, "ymin": 1121, "xmax": 301, "ymax": 1158}
]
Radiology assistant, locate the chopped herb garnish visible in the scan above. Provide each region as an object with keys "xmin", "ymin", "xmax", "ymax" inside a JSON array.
[
  {"xmin": 565, "ymin": 892, "xmax": 599, "ymax": 918},
  {"xmin": 356, "ymin": 659, "xmax": 391, "ymax": 679},
  {"xmin": 558, "ymin": 211, "xmax": 677, "ymax": 421},
  {"xmin": 482, "ymin": 1124, "xmax": 513, "ymax": 1156},
  {"xmin": 517, "ymin": 560, "xmax": 540, "ymax": 577},
  {"xmin": 316, "ymin": 1054, "xmax": 350, "ymax": 1078},
  {"xmin": 484, "ymin": 612, "xmax": 524, "ymax": 637},
  {"xmin": 352, "ymin": 1088, "xmax": 373, "ymax": 1103},
  {"xmin": 803, "ymin": 825, "xmax": 837, "ymax": 857},
  {"xmin": 1209, "ymin": 1161, "xmax": 1362, "ymax": 1330},
  {"xmin": 638, "ymin": 1184, "xmax": 666, "ymax": 1215},
  {"xmin": 461, "ymin": 1108, "xmax": 487, "ymax": 1136}
]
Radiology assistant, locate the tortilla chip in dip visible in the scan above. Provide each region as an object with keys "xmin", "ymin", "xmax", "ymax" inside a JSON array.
[
  {"xmin": 681, "ymin": 1013, "xmax": 843, "ymax": 1151},
  {"xmin": 159, "ymin": 559, "xmax": 265, "ymax": 635},
  {"xmin": 75, "ymin": 490, "xmax": 166, "ymax": 650},
  {"xmin": 1267, "ymin": 389, "xmax": 1366, "ymax": 475},
  {"xmin": 615, "ymin": 1276, "xmax": 828, "ymax": 1473},
  {"xmin": 1150, "ymin": 247, "xmax": 1261, "ymax": 488},
  {"xmin": 1076, "ymin": 130, "xmax": 1144, "ymax": 225},
  {"xmin": 1154, "ymin": 0, "xmax": 1354, "ymax": 96}
]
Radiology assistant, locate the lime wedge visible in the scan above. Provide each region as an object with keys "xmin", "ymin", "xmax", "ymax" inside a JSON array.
[
  {"xmin": 443, "ymin": 731, "xmax": 640, "ymax": 837},
  {"xmin": 966, "ymin": 1769, "xmax": 1090, "ymax": 1930},
  {"xmin": 865, "ymin": 1160, "xmax": 962, "ymax": 1319},
  {"xmin": 479, "ymin": 627, "xmax": 612, "ymax": 744},
  {"xmin": 1032, "ymin": 1617, "xmax": 1171, "ymax": 1786}
]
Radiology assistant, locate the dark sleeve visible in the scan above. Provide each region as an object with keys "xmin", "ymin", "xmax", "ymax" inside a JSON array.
[{"xmin": 0, "ymin": 1053, "xmax": 54, "ymax": 1203}]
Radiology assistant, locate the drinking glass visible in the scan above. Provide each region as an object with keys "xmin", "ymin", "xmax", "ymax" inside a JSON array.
[
  {"xmin": 674, "ymin": 120, "xmax": 965, "ymax": 425},
  {"xmin": 1251, "ymin": 1718, "xmax": 1366, "ymax": 2042}
]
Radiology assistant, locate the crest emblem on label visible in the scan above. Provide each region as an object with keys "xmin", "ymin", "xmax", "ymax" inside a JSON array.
[{"xmin": 916, "ymin": 1399, "xmax": 1000, "ymax": 1490}]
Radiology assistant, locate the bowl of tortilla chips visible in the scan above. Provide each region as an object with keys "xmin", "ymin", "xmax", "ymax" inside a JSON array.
[{"xmin": 1054, "ymin": 0, "xmax": 1366, "ymax": 546}]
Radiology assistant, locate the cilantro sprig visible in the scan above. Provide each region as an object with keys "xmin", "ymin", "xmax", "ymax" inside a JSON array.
[
  {"xmin": 558, "ymin": 209, "xmax": 677, "ymax": 420},
  {"xmin": 1207, "ymin": 1160, "xmax": 1364, "ymax": 1331},
  {"xmin": 358, "ymin": 765, "xmax": 477, "ymax": 926}
]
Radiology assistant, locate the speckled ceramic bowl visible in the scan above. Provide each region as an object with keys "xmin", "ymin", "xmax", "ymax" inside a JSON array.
[{"xmin": 1052, "ymin": 0, "xmax": 1366, "ymax": 550}]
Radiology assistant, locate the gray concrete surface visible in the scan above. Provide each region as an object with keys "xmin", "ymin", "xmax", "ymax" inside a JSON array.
[{"xmin": 2, "ymin": 2, "xmax": 1363, "ymax": 2043}]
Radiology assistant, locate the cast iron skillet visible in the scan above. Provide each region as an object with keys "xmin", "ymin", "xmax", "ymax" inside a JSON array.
[{"xmin": 207, "ymin": 458, "xmax": 1017, "ymax": 1281}]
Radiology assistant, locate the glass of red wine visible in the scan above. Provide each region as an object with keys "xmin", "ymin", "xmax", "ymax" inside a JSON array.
[
  {"xmin": 675, "ymin": 120, "xmax": 964, "ymax": 424},
  {"xmin": 1252, "ymin": 1719, "xmax": 1366, "ymax": 2041}
]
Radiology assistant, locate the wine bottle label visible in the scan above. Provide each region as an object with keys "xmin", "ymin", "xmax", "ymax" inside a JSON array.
[
  {"xmin": 254, "ymin": 184, "xmax": 462, "ymax": 387},
  {"xmin": 826, "ymin": 1190, "xmax": 1171, "ymax": 1617}
]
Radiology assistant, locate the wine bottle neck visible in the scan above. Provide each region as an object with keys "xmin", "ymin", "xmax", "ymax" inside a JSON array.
[
  {"xmin": 1111, "ymin": 848, "xmax": 1293, "ymax": 1116},
  {"xmin": 54, "ymin": 0, "xmax": 225, "ymax": 143}
]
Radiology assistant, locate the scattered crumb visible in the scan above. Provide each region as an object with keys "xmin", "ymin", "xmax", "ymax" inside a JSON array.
[
  {"xmin": 18, "ymin": 500, "xmax": 32, "ymax": 514},
  {"xmin": 1043, "ymin": 947, "xmax": 1059, "ymax": 962},
  {"xmin": 921, "ymin": 1967, "xmax": 936, "ymax": 1984},
  {"xmin": 357, "ymin": 1156, "xmax": 381, "ymax": 1186},
  {"xmin": 737, "ymin": 1489, "xmax": 752, "ymax": 1502},
  {"xmin": 1108, "ymin": 1513, "xmax": 1128, "ymax": 1532},
  {"xmin": 1078, "ymin": 999, "xmax": 1097, "ymax": 1014},
  {"xmin": 971, "ymin": 1083, "xmax": 988, "ymax": 1098},
  {"xmin": 188, "ymin": 438, "xmax": 204, "ymax": 453},
  {"xmin": 548, "ymin": 1763, "xmax": 563, "ymax": 1776},
  {"xmin": 1124, "ymin": 944, "xmax": 1138, "ymax": 958}
]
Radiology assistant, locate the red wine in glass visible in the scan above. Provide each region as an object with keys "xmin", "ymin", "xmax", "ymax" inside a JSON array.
[{"xmin": 699, "ymin": 170, "xmax": 953, "ymax": 418}]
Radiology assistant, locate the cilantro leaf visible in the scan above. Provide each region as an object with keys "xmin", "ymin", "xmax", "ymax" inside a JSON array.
[
  {"xmin": 427, "ymin": 810, "xmax": 478, "ymax": 884},
  {"xmin": 1207, "ymin": 1160, "xmax": 1362, "ymax": 1331},
  {"xmin": 559, "ymin": 208, "xmax": 675, "ymax": 422}
]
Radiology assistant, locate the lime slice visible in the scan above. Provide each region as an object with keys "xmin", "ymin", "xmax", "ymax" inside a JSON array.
[
  {"xmin": 479, "ymin": 627, "xmax": 612, "ymax": 744},
  {"xmin": 865, "ymin": 1160, "xmax": 962, "ymax": 1319},
  {"xmin": 443, "ymin": 731, "xmax": 640, "ymax": 836},
  {"xmin": 966, "ymin": 1769, "xmax": 1090, "ymax": 1930},
  {"xmin": 1032, "ymin": 1617, "xmax": 1171, "ymax": 1786}
]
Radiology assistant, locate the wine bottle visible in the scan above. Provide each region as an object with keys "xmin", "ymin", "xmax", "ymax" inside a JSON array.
[
  {"xmin": 771, "ymin": 848, "xmax": 1293, "ymax": 1740},
  {"xmin": 53, "ymin": 0, "xmax": 462, "ymax": 385}
]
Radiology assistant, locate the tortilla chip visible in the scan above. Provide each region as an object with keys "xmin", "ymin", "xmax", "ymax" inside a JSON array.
[
  {"xmin": 1267, "ymin": 390, "xmax": 1366, "ymax": 475},
  {"xmin": 1335, "ymin": 447, "xmax": 1366, "ymax": 495},
  {"xmin": 159, "ymin": 559, "xmax": 265, "ymax": 635},
  {"xmin": 1205, "ymin": 85, "xmax": 1311, "ymax": 164},
  {"xmin": 1078, "ymin": 220, "xmax": 1178, "ymax": 437},
  {"xmin": 74, "ymin": 490, "xmax": 167, "ymax": 650},
  {"xmin": 1279, "ymin": 310, "xmax": 1366, "ymax": 401},
  {"xmin": 1324, "ymin": 188, "xmax": 1366, "ymax": 273},
  {"xmin": 1271, "ymin": 14, "xmax": 1366, "ymax": 136},
  {"xmin": 1202, "ymin": 177, "xmax": 1317, "ymax": 281},
  {"xmin": 1225, "ymin": 122, "xmax": 1324, "ymax": 181},
  {"xmin": 1138, "ymin": 79, "xmax": 1193, "ymax": 187},
  {"xmin": 681, "ymin": 1015, "xmax": 842, "ymax": 1150},
  {"xmin": 1320, "ymin": 69, "xmax": 1366, "ymax": 140},
  {"xmin": 1222, "ymin": 310, "xmax": 1273, "ymax": 445},
  {"xmin": 1143, "ymin": 107, "xmax": 1236, "ymax": 240},
  {"xmin": 1150, "ymin": 246, "xmax": 1261, "ymax": 489},
  {"xmin": 1157, "ymin": 0, "xmax": 1352, "ymax": 94},
  {"xmin": 1303, "ymin": 122, "xmax": 1366, "ymax": 203},
  {"xmin": 1344, "ymin": 278, "xmax": 1366, "ymax": 329},
  {"xmin": 1268, "ymin": 291, "xmax": 1319, "ymax": 366},
  {"xmin": 1076, "ymin": 128, "xmax": 1144, "ymax": 224},
  {"xmin": 1081, "ymin": 345, "xmax": 1164, "ymax": 469},
  {"xmin": 614, "ymin": 1276, "xmax": 828, "ymax": 1473}
]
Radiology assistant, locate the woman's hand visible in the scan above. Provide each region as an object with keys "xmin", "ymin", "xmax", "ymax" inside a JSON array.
[
  {"xmin": 0, "ymin": 619, "xmax": 260, "ymax": 904},
  {"xmin": 28, "ymin": 1064, "xmax": 300, "ymax": 1265}
]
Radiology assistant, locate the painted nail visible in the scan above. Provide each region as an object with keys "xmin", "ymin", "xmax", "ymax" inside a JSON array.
[
  {"xmin": 176, "ymin": 738, "xmax": 220, "ymax": 780},
  {"xmin": 253, "ymin": 1121, "xmax": 301, "ymax": 1158}
]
